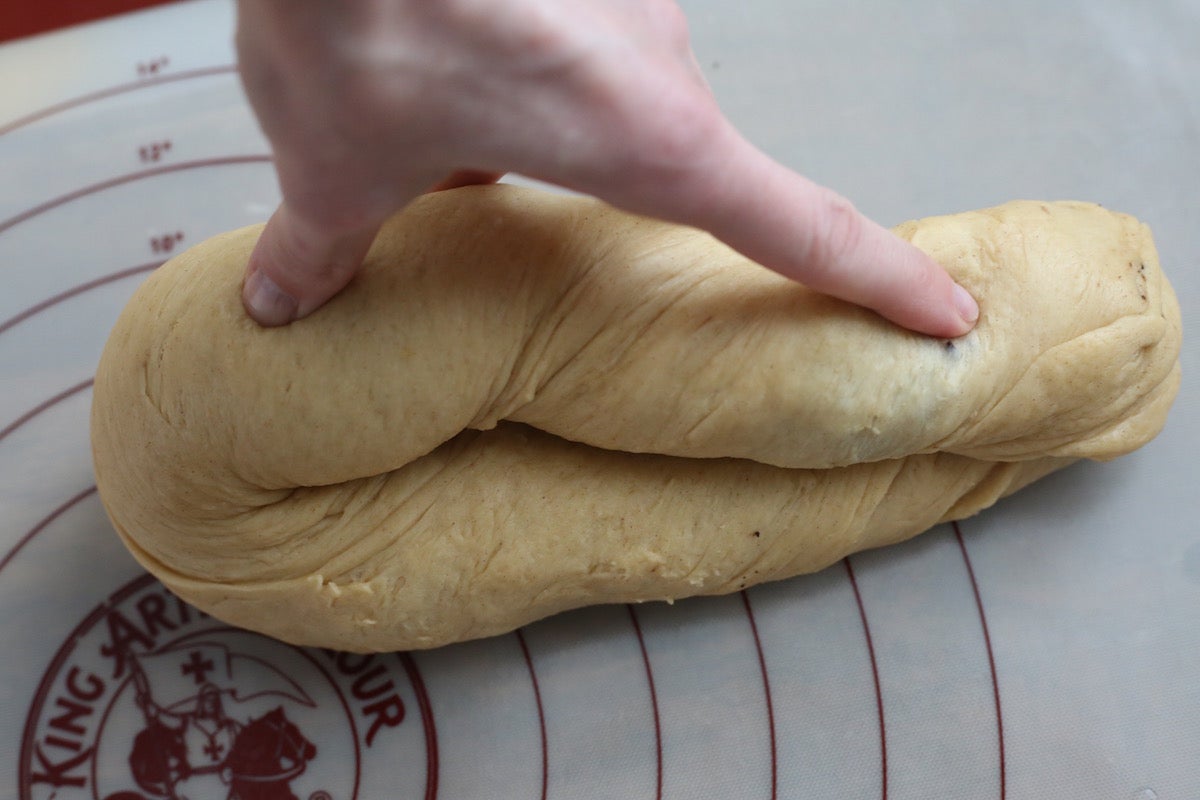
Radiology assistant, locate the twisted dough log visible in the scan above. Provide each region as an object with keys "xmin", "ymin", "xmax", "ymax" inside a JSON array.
[{"xmin": 91, "ymin": 185, "xmax": 1180, "ymax": 652}]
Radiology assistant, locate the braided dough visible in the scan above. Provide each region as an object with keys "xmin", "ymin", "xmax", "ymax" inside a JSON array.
[{"xmin": 91, "ymin": 185, "xmax": 1180, "ymax": 652}]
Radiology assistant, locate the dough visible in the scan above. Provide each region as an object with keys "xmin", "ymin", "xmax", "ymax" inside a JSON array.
[{"xmin": 90, "ymin": 185, "xmax": 1181, "ymax": 652}]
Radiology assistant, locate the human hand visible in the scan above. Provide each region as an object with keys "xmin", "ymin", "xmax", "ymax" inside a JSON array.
[{"xmin": 235, "ymin": 0, "xmax": 978, "ymax": 337}]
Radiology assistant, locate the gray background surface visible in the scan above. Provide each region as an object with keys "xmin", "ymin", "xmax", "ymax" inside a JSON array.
[{"xmin": 1, "ymin": 2, "xmax": 1197, "ymax": 797}]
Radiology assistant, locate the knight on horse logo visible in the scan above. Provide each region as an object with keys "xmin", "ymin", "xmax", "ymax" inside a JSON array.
[
  {"xmin": 17, "ymin": 574, "xmax": 425, "ymax": 800},
  {"xmin": 124, "ymin": 642, "xmax": 318, "ymax": 800}
]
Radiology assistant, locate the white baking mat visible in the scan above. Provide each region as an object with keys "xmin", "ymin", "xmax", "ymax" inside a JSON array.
[{"xmin": 2, "ymin": 2, "xmax": 1198, "ymax": 798}]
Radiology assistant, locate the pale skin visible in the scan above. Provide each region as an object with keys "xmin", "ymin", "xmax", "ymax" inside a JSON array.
[{"xmin": 235, "ymin": 0, "xmax": 979, "ymax": 337}]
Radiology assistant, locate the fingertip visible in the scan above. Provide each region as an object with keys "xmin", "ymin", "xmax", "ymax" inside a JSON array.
[
  {"xmin": 629, "ymin": 142, "xmax": 972, "ymax": 339},
  {"xmin": 899, "ymin": 270, "xmax": 981, "ymax": 340},
  {"xmin": 952, "ymin": 282, "xmax": 980, "ymax": 328},
  {"xmin": 821, "ymin": 214, "xmax": 979, "ymax": 339},
  {"xmin": 243, "ymin": 263, "xmax": 298, "ymax": 327},
  {"xmin": 240, "ymin": 204, "xmax": 381, "ymax": 326}
]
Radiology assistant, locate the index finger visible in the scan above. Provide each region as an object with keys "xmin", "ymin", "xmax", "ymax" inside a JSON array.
[{"xmin": 595, "ymin": 119, "xmax": 979, "ymax": 338}]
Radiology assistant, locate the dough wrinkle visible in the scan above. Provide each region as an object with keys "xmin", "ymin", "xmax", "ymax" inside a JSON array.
[{"xmin": 90, "ymin": 185, "xmax": 1182, "ymax": 651}]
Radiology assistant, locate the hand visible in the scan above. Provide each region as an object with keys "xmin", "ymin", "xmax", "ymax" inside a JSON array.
[{"xmin": 235, "ymin": 0, "xmax": 978, "ymax": 337}]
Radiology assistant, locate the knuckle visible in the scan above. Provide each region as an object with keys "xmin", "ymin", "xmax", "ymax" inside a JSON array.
[
  {"xmin": 447, "ymin": 0, "xmax": 579, "ymax": 64},
  {"xmin": 625, "ymin": 93, "xmax": 723, "ymax": 180},
  {"xmin": 590, "ymin": 99, "xmax": 723, "ymax": 213}
]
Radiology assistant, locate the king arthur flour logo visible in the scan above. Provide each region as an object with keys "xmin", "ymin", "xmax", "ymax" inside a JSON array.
[{"xmin": 20, "ymin": 574, "xmax": 436, "ymax": 800}]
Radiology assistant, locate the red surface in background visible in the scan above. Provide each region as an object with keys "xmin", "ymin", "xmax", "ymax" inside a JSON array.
[{"xmin": 0, "ymin": 0, "xmax": 180, "ymax": 43}]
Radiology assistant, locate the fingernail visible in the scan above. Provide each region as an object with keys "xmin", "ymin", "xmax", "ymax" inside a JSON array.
[
  {"xmin": 243, "ymin": 267, "xmax": 298, "ymax": 327},
  {"xmin": 953, "ymin": 282, "xmax": 979, "ymax": 325}
]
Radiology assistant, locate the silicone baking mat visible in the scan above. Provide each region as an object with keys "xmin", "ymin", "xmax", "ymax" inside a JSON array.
[{"xmin": 2, "ymin": 2, "xmax": 1198, "ymax": 798}]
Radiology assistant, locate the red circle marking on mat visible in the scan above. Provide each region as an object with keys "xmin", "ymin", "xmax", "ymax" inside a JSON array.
[
  {"xmin": 843, "ymin": 556, "xmax": 887, "ymax": 800},
  {"xmin": 0, "ymin": 155, "xmax": 272, "ymax": 236},
  {"xmin": 0, "ymin": 261, "xmax": 161, "ymax": 337},
  {"xmin": 0, "ymin": 65, "xmax": 239, "ymax": 136},
  {"xmin": 740, "ymin": 590, "xmax": 778, "ymax": 800},
  {"xmin": 0, "ymin": 484, "xmax": 97, "ymax": 577},
  {"xmin": 399, "ymin": 652, "xmax": 440, "ymax": 800},
  {"xmin": 0, "ymin": 378, "xmax": 93, "ymax": 445},
  {"xmin": 626, "ymin": 605, "xmax": 663, "ymax": 800},
  {"xmin": 953, "ymin": 521, "xmax": 1006, "ymax": 800},
  {"xmin": 515, "ymin": 629, "xmax": 548, "ymax": 800}
]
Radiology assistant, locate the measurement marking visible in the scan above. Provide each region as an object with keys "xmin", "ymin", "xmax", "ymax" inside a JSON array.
[
  {"xmin": 0, "ymin": 261, "xmax": 161, "ymax": 337},
  {"xmin": 515, "ymin": 630, "xmax": 548, "ymax": 800},
  {"xmin": 0, "ymin": 378, "xmax": 93, "ymax": 446},
  {"xmin": 0, "ymin": 156, "xmax": 271, "ymax": 237},
  {"xmin": 136, "ymin": 56, "xmax": 171, "ymax": 78},
  {"xmin": 0, "ymin": 485, "xmax": 96, "ymax": 578},
  {"xmin": 138, "ymin": 139, "xmax": 173, "ymax": 164},
  {"xmin": 0, "ymin": 65, "xmax": 238, "ymax": 137},
  {"xmin": 626, "ymin": 605, "xmax": 663, "ymax": 800},
  {"xmin": 843, "ymin": 557, "xmax": 887, "ymax": 800},
  {"xmin": 740, "ymin": 590, "xmax": 778, "ymax": 800},
  {"xmin": 953, "ymin": 521, "xmax": 1006, "ymax": 800},
  {"xmin": 398, "ymin": 652, "xmax": 440, "ymax": 800},
  {"xmin": 149, "ymin": 231, "xmax": 185, "ymax": 255}
]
